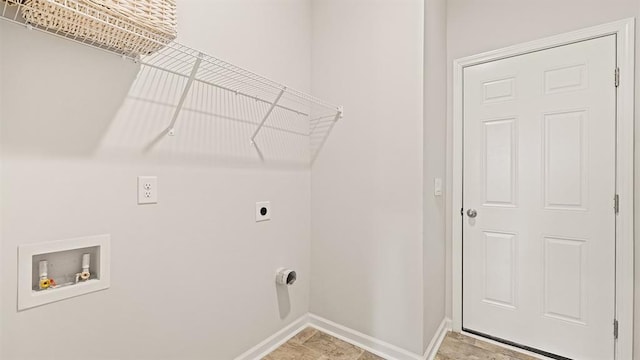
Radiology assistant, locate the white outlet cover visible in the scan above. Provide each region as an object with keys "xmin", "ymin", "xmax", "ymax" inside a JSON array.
[
  {"xmin": 256, "ymin": 201, "xmax": 271, "ymax": 222},
  {"xmin": 138, "ymin": 176, "xmax": 158, "ymax": 205}
]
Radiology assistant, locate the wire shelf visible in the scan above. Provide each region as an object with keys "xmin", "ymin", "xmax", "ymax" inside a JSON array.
[{"xmin": 0, "ymin": 0, "xmax": 343, "ymax": 163}]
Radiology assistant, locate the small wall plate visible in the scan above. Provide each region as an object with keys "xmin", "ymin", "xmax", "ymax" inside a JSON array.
[
  {"xmin": 18, "ymin": 234, "xmax": 111, "ymax": 310},
  {"xmin": 138, "ymin": 176, "xmax": 158, "ymax": 205},
  {"xmin": 256, "ymin": 201, "xmax": 271, "ymax": 222}
]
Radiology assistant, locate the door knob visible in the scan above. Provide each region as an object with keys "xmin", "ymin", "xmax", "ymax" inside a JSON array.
[{"xmin": 466, "ymin": 209, "xmax": 478, "ymax": 218}]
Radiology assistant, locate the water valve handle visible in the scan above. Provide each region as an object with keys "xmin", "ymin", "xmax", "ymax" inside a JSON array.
[
  {"xmin": 81, "ymin": 253, "xmax": 91, "ymax": 271},
  {"xmin": 38, "ymin": 260, "xmax": 48, "ymax": 278}
]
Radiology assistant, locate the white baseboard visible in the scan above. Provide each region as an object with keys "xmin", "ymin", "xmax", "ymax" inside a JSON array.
[
  {"xmin": 422, "ymin": 318, "xmax": 451, "ymax": 360},
  {"xmin": 308, "ymin": 314, "xmax": 451, "ymax": 360},
  {"xmin": 235, "ymin": 313, "xmax": 451, "ymax": 360},
  {"xmin": 307, "ymin": 314, "xmax": 422, "ymax": 360},
  {"xmin": 233, "ymin": 314, "xmax": 309, "ymax": 360}
]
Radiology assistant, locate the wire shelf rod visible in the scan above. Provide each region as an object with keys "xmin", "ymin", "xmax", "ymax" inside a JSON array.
[
  {"xmin": 177, "ymin": 106, "xmax": 310, "ymax": 138},
  {"xmin": 139, "ymin": 62, "xmax": 310, "ymax": 117},
  {"xmin": 145, "ymin": 43, "xmax": 340, "ymax": 111},
  {"xmin": 144, "ymin": 48, "xmax": 290, "ymax": 105},
  {"xmin": 250, "ymin": 88, "xmax": 286, "ymax": 143},
  {"xmin": 166, "ymin": 53, "xmax": 203, "ymax": 136},
  {"xmin": 311, "ymin": 110, "xmax": 342, "ymax": 164},
  {"xmin": 195, "ymin": 79, "xmax": 308, "ymax": 116}
]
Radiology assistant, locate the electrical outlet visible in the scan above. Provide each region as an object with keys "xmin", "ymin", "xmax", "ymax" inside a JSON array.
[
  {"xmin": 256, "ymin": 201, "xmax": 271, "ymax": 222},
  {"xmin": 138, "ymin": 176, "xmax": 158, "ymax": 205}
]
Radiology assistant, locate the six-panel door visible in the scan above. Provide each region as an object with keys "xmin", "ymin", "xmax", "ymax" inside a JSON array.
[{"xmin": 463, "ymin": 35, "xmax": 616, "ymax": 360}]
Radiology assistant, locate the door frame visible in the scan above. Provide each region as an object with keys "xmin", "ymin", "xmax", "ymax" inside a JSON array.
[{"xmin": 451, "ymin": 18, "xmax": 635, "ymax": 359}]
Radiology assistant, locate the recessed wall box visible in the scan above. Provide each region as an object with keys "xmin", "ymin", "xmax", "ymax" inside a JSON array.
[{"xmin": 18, "ymin": 234, "xmax": 111, "ymax": 310}]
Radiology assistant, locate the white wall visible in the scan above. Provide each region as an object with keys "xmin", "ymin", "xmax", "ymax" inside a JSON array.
[
  {"xmin": 423, "ymin": 0, "xmax": 448, "ymax": 349},
  {"xmin": 445, "ymin": 0, "xmax": 640, "ymax": 357},
  {"xmin": 0, "ymin": 1, "xmax": 312, "ymax": 359},
  {"xmin": 310, "ymin": 0, "xmax": 427, "ymax": 354}
]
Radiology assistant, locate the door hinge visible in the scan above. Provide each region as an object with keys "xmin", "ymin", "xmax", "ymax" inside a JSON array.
[
  {"xmin": 615, "ymin": 67, "xmax": 620, "ymax": 87},
  {"xmin": 614, "ymin": 194, "xmax": 620, "ymax": 214},
  {"xmin": 614, "ymin": 319, "xmax": 619, "ymax": 339}
]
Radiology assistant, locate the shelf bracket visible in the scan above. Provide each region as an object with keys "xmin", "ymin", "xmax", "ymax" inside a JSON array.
[
  {"xmin": 166, "ymin": 53, "xmax": 203, "ymax": 136},
  {"xmin": 250, "ymin": 87, "xmax": 287, "ymax": 144},
  {"xmin": 311, "ymin": 107, "xmax": 343, "ymax": 164}
]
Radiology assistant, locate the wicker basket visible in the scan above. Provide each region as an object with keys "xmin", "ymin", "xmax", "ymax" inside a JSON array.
[{"xmin": 17, "ymin": 0, "xmax": 176, "ymax": 56}]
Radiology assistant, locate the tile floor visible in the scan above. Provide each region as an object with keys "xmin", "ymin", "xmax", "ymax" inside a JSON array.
[
  {"xmin": 263, "ymin": 327, "xmax": 384, "ymax": 360},
  {"xmin": 435, "ymin": 332, "xmax": 540, "ymax": 360},
  {"xmin": 264, "ymin": 328, "xmax": 540, "ymax": 360}
]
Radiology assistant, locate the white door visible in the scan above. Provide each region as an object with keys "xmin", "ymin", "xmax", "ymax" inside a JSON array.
[{"xmin": 462, "ymin": 35, "xmax": 616, "ymax": 360}]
